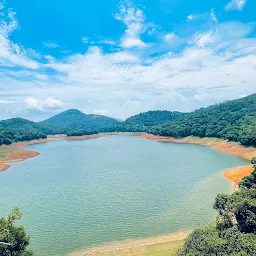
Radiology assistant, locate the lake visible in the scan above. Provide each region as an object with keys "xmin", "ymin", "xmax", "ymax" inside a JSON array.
[{"xmin": 0, "ymin": 135, "xmax": 249, "ymax": 256}]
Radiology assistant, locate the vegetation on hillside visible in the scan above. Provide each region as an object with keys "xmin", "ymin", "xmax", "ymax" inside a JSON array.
[
  {"xmin": 124, "ymin": 111, "xmax": 184, "ymax": 127},
  {"xmin": 149, "ymin": 94, "xmax": 256, "ymax": 146},
  {"xmin": 0, "ymin": 118, "xmax": 47, "ymax": 146},
  {"xmin": 39, "ymin": 109, "xmax": 119, "ymax": 132},
  {"xmin": 0, "ymin": 208, "xmax": 34, "ymax": 256},
  {"xmin": 0, "ymin": 94, "xmax": 255, "ymax": 146},
  {"xmin": 176, "ymin": 161, "xmax": 256, "ymax": 256},
  {"xmin": 66, "ymin": 129, "xmax": 99, "ymax": 136}
]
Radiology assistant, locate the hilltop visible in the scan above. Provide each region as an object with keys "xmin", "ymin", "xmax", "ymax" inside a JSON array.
[
  {"xmin": 39, "ymin": 109, "xmax": 120, "ymax": 133},
  {"xmin": 0, "ymin": 93, "xmax": 255, "ymax": 146}
]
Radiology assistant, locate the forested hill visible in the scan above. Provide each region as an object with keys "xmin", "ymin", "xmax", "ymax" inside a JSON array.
[
  {"xmin": 148, "ymin": 93, "xmax": 256, "ymax": 146},
  {"xmin": 0, "ymin": 94, "xmax": 255, "ymax": 146},
  {"xmin": 124, "ymin": 110, "xmax": 184, "ymax": 127},
  {"xmin": 38, "ymin": 109, "xmax": 120, "ymax": 133},
  {"xmin": 0, "ymin": 118, "xmax": 46, "ymax": 145}
]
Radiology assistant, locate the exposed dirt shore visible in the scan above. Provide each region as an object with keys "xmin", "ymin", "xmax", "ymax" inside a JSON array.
[
  {"xmin": 105, "ymin": 132, "xmax": 145, "ymax": 136},
  {"xmin": 141, "ymin": 134, "xmax": 256, "ymax": 188},
  {"xmin": 68, "ymin": 232, "xmax": 189, "ymax": 256},
  {"xmin": 48, "ymin": 134, "xmax": 67, "ymax": 138},
  {"xmin": 0, "ymin": 138, "xmax": 55, "ymax": 172},
  {"xmin": 65, "ymin": 133, "xmax": 104, "ymax": 140}
]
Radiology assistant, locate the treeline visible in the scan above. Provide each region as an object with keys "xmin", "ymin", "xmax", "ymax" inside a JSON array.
[
  {"xmin": 176, "ymin": 159, "xmax": 256, "ymax": 255},
  {"xmin": 0, "ymin": 94, "xmax": 255, "ymax": 146},
  {"xmin": 149, "ymin": 94, "xmax": 256, "ymax": 146},
  {"xmin": 124, "ymin": 110, "xmax": 184, "ymax": 127},
  {"xmin": 0, "ymin": 118, "xmax": 47, "ymax": 146},
  {"xmin": 0, "ymin": 128, "xmax": 47, "ymax": 146},
  {"xmin": 66, "ymin": 130, "xmax": 99, "ymax": 136}
]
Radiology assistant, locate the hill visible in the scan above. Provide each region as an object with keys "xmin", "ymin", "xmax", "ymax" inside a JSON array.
[
  {"xmin": 0, "ymin": 118, "xmax": 47, "ymax": 145},
  {"xmin": 39, "ymin": 109, "xmax": 120, "ymax": 132},
  {"xmin": 0, "ymin": 94, "xmax": 255, "ymax": 146},
  {"xmin": 124, "ymin": 110, "xmax": 184, "ymax": 127},
  {"xmin": 148, "ymin": 94, "xmax": 256, "ymax": 146}
]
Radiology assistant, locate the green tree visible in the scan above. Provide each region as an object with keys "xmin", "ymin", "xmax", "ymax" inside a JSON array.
[
  {"xmin": 0, "ymin": 208, "xmax": 34, "ymax": 256},
  {"xmin": 176, "ymin": 159, "xmax": 256, "ymax": 255}
]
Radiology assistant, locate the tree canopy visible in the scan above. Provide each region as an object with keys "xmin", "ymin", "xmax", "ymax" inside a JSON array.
[
  {"xmin": 149, "ymin": 93, "xmax": 256, "ymax": 146},
  {"xmin": 0, "ymin": 94, "xmax": 255, "ymax": 145},
  {"xmin": 0, "ymin": 118, "xmax": 47, "ymax": 146},
  {"xmin": 176, "ymin": 160, "xmax": 256, "ymax": 256},
  {"xmin": 0, "ymin": 208, "xmax": 34, "ymax": 256}
]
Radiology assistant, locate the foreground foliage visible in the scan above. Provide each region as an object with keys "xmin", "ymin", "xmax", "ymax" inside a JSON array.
[
  {"xmin": 176, "ymin": 162, "xmax": 256, "ymax": 256},
  {"xmin": 0, "ymin": 208, "xmax": 34, "ymax": 256}
]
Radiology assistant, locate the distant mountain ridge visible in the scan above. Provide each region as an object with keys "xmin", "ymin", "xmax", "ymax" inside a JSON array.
[
  {"xmin": 0, "ymin": 93, "xmax": 255, "ymax": 146},
  {"xmin": 39, "ymin": 109, "xmax": 120, "ymax": 132}
]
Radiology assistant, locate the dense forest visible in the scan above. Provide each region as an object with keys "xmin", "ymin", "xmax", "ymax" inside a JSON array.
[
  {"xmin": 148, "ymin": 94, "xmax": 256, "ymax": 146},
  {"xmin": 66, "ymin": 130, "xmax": 99, "ymax": 136},
  {"xmin": 39, "ymin": 109, "xmax": 119, "ymax": 132},
  {"xmin": 176, "ymin": 159, "xmax": 256, "ymax": 255},
  {"xmin": 124, "ymin": 110, "xmax": 184, "ymax": 127},
  {"xmin": 0, "ymin": 94, "xmax": 255, "ymax": 146},
  {"xmin": 0, "ymin": 118, "xmax": 46, "ymax": 146}
]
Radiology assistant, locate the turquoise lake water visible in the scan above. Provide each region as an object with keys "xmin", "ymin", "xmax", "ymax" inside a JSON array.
[{"xmin": 0, "ymin": 135, "xmax": 249, "ymax": 256}]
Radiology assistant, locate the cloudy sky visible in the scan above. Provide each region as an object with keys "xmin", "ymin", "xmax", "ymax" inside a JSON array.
[{"xmin": 0, "ymin": 0, "xmax": 255, "ymax": 121}]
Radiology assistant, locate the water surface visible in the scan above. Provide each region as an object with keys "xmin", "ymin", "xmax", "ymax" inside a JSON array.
[{"xmin": 0, "ymin": 136, "xmax": 249, "ymax": 256}]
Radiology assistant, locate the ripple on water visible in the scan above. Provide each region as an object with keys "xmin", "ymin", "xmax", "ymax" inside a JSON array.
[{"xmin": 0, "ymin": 136, "xmax": 249, "ymax": 256}]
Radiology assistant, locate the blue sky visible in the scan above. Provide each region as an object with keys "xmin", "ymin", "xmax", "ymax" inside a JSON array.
[{"xmin": 0, "ymin": 0, "xmax": 255, "ymax": 120}]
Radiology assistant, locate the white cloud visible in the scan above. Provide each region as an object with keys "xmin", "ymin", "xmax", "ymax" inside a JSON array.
[
  {"xmin": 43, "ymin": 42, "xmax": 59, "ymax": 48},
  {"xmin": 164, "ymin": 32, "xmax": 176, "ymax": 42},
  {"xmin": 93, "ymin": 109, "xmax": 111, "ymax": 116},
  {"xmin": 25, "ymin": 97, "xmax": 64, "ymax": 111},
  {"xmin": 187, "ymin": 15, "xmax": 193, "ymax": 21},
  {"xmin": 190, "ymin": 32, "xmax": 215, "ymax": 47},
  {"xmin": 121, "ymin": 38, "xmax": 146, "ymax": 48},
  {"xmin": 0, "ymin": 100, "xmax": 14, "ymax": 104},
  {"xmin": 108, "ymin": 51, "xmax": 139, "ymax": 63},
  {"xmin": 82, "ymin": 37, "xmax": 89, "ymax": 44},
  {"xmin": 98, "ymin": 40, "xmax": 116, "ymax": 45},
  {"xmin": 115, "ymin": 1, "xmax": 147, "ymax": 48},
  {"xmin": 61, "ymin": 50, "xmax": 72, "ymax": 54},
  {"xmin": 0, "ymin": 2, "xmax": 256, "ymax": 120},
  {"xmin": 210, "ymin": 9, "xmax": 217, "ymax": 23},
  {"xmin": 225, "ymin": 0, "xmax": 247, "ymax": 11},
  {"xmin": 0, "ymin": 9, "xmax": 40, "ymax": 69}
]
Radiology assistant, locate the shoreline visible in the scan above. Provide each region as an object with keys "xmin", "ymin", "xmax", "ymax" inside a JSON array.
[
  {"xmin": 68, "ymin": 231, "xmax": 189, "ymax": 256},
  {"xmin": 1, "ymin": 133, "xmax": 255, "ymax": 185},
  {"xmin": 1, "ymin": 133, "xmax": 254, "ymax": 254},
  {"xmin": 141, "ymin": 134, "xmax": 256, "ymax": 188},
  {"xmin": 0, "ymin": 133, "xmax": 106, "ymax": 172},
  {"xmin": 105, "ymin": 132, "xmax": 145, "ymax": 136},
  {"xmin": 64, "ymin": 133, "xmax": 104, "ymax": 140},
  {"xmin": 0, "ymin": 138, "xmax": 55, "ymax": 172}
]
